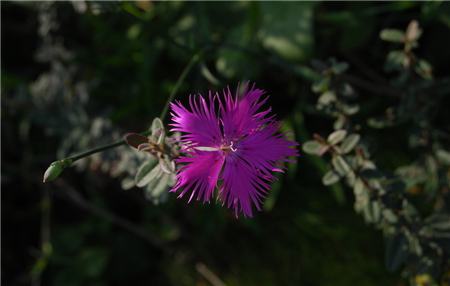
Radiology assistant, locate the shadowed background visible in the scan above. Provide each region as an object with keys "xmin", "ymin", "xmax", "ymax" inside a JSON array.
[{"xmin": 2, "ymin": 2, "xmax": 450, "ymax": 286}]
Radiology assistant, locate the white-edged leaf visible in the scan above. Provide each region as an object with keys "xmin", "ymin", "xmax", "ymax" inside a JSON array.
[
  {"xmin": 332, "ymin": 155, "xmax": 351, "ymax": 175},
  {"xmin": 340, "ymin": 134, "xmax": 360, "ymax": 154},
  {"xmin": 150, "ymin": 117, "xmax": 165, "ymax": 145},
  {"xmin": 159, "ymin": 156, "xmax": 175, "ymax": 174},
  {"xmin": 380, "ymin": 29, "xmax": 405, "ymax": 43},
  {"xmin": 135, "ymin": 157, "xmax": 160, "ymax": 187},
  {"xmin": 302, "ymin": 140, "xmax": 327, "ymax": 155},
  {"xmin": 318, "ymin": 91, "xmax": 336, "ymax": 106},
  {"xmin": 201, "ymin": 62, "xmax": 220, "ymax": 85},
  {"xmin": 328, "ymin": 130, "xmax": 347, "ymax": 145},
  {"xmin": 383, "ymin": 209, "xmax": 398, "ymax": 224},
  {"xmin": 145, "ymin": 172, "xmax": 170, "ymax": 204},
  {"xmin": 121, "ymin": 177, "xmax": 136, "ymax": 190},
  {"xmin": 322, "ymin": 170, "xmax": 340, "ymax": 186}
]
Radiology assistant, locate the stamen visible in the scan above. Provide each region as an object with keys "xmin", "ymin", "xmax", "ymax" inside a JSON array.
[{"xmin": 230, "ymin": 141, "xmax": 237, "ymax": 152}]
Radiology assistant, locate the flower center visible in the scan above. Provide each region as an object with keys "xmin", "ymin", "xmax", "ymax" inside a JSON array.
[{"xmin": 220, "ymin": 141, "xmax": 238, "ymax": 153}]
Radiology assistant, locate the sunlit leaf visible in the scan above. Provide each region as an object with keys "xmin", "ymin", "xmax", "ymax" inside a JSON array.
[
  {"xmin": 312, "ymin": 77, "xmax": 330, "ymax": 93},
  {"xmin": 340, "ymin": 134, "xmax": 360, "ymax": 154},
  {"xmin": 332, "ymin": 155, "xmax": 351, "ymax": 175},
  {"xmin": 436, "ymin": 149, "xmax": 450, "ymax": 165},
  {"xmin": 385, "ymin": 50, "xmax": 407, "ymax": 71},
  {"xmin": 200, "ymin": 62, "xmax": 221, "ymax": 86},
  {"xmin": 415, "ymin": 59, "xmax": 433, "ymax": 79},
  {"xmin": 380, "ymin": 29, "xmax": 405, "ymax": 43},
  {"xmin": 322, "ymin": 170, "xmax": 340, "ymax": 186},
  {"xmin": 383, "ymin": 209, "xmax": 398, "ymax": 224},
  {"xmin": 328, "ymin": 130, "xmax": 347, "ymax": 145},
  {"xmin": 405, "ymin": 20, "xmax": 422, "ymax": 42},
  {"xmin": 259, "ymin": 2, "xmax": 314, "ymax": 61},
  {"xmin": 302, "ymin": 140, "xmax": 327, "ymax": 155},
  {"xmin": 150, "ymin": 117, "xmax": 165, "ymax": 145},
  {"xmin": 317, "ymin": 91, "xmax": 336, "ymax": 106},
  {"xmin": 135, "ymin": 157, "xmax": 159, "ymax": 187}
]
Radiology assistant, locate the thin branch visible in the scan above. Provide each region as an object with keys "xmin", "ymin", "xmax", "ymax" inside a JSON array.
[
  {"xmin": 67, "ymin": 139, "xmax": 128, "ymax": 162},
  {"xmin": 339, "ymin": 74, "xmax": 402, "ymax": 97},
  {"xmin": 196, "ymin": 263, "xmax": 226, "ymax": 286},
  {"xmin": 30, "ymin": 188, "xmax": 52, "ymax": 286},
  {"xmin": 343, "ymin": 53, "xmax": 389, "ymax": 85},
  {"xmin": 159, "ymin": 50, "xmax": 203, "ymax": 120},
  {"xmin": 54, "ymin": 180, "xmax": 165, "ymax": 249}
]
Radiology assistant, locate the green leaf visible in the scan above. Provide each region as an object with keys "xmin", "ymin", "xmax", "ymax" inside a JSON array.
[
  {"xmin": 385, "ymin": 232, "xmax": 408, "ymax": 272},
  {"xmin": 385, "ymin": 50, "xmax": 407, "ymax": 71},
  {"xmin": 382, "ymin": 209, "xmax": 398, "ymax": 224},
  {"xmin": 317, "ymin": 91, "xmax": 336, "ymax": 106},
  {"xmin": 302, "ymin": 140, "xmax": 327, "ymax": 155},
  {"xmin": 77, "ymin": 248, "xmax": 108, "ymax": 278},
  {"xmin": 415, "ymin": 59, "xmax": 433, "ymax": 79},
  {"xmin": 200, "ymin": 62, "xmax": 221, "ymax": 86},
  {"xmin": 331, "ymin": 61, "xmax": 349, "ymax": 74},
  {"xmin": 259, "ymin": 2, "xmax": 314, "ymax": 61},
  {"xmin": 353, "ymin": 179, "xmax": 369, "ymax": 213},
  {"xmin": 353, "ymin": 178, "xmax": 365, "ymax": 196},
  {"xmin": 332, "ymin": 155, "xmax": 351, "ymax": 175},
  {"xmin": 333, "ymin": 115, "xmax": 346, "ymax": 130},
  {"xmin": 150, "ymin": 117, "xmax": 165, "ymax": 145},
  {"xmin": 341, "ymin": 104, "xmax": 360, "ymax": 115},
  {"xmin": 371, "ymin": 201, "xmax": 381, "ymax": 223},
  {"xmin": 312, "ymin": 77, "xmax": 330, "ymax": 93},
  {"xmin": 380, "ymin": 29, "xmax": 405, "ymax": 43},
  {"xmin": 426, "ymin": 214, "xmax": 450, "ymax": 232},
  {"xmin": 328, "ymin": 130, "xmax": 347, "ymax": 145},
  {"xmin": 216, "ymin": 16, "xmax": 258, "ymax": 79},
  {"xmin": 121, "ymin": 177, "xmax": 135, "ymax": 190},
  {"xmin": 135, "ymin": 157, "xmax": 159, "ymax": 187},
  {"xmin": 159, "ymin": 156, "xmax": 175, "ymax": 174},
  {"xmin": 340, "ymin": 134, "xmax": 360, "ymax": 154},
  {"xmin": 322, "ymin": 170, "xmax": 340, "ymax": 186},
  {"xmin": 145, "ymin": 171, "xmax": 176, "ymax": 204}
]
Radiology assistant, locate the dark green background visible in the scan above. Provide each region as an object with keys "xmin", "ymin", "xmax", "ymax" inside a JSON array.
[{"xmin": 2, "ymin": 2, "xmax": 450, "ymax": 285}]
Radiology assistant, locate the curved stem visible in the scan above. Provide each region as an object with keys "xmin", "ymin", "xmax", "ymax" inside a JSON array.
[{"xmin": 159, "ymin": 51, "xmax": 202, "ymax": 120}]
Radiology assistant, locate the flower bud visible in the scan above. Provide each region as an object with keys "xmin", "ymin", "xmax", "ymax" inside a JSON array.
[{"xmin": 43, "ymin": 160, "xmax": 72, "ymax": 183}]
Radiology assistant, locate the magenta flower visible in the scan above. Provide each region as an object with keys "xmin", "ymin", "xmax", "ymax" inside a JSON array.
[{"xmin": 169, "ymin": 84, "xmax": 298, "ymax": 217}]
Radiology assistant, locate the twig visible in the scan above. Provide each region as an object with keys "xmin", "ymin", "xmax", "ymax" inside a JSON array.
[
  {"xmin": 54, "ymin": 180, "xmax": 165, "ymax": 249},
  {"xmin": 196, "ymin": 262, "xmax": 226, "ymax": 286},
  {"xmin": 343, "ymin": 53, "xmax": 389, "ymax": 85},
  {"xmin": 30, "ymin": 188, "xmax": 52, "ymax": 286},
  {"xmin": 339, "ymin": 74, "xmax": 402, "ymax": 97},
  {"xmin": 159, "ymin": 50, "xmax": 203, "ymax": 120}
]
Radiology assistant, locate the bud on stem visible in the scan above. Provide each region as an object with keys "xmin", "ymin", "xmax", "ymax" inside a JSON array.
[{"xmin": 43, "ymin": 159, "xmax": 73, "ymax": 183}]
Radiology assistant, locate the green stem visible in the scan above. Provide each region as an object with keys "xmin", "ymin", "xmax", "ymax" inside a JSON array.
[
  {"xmin": 159, "ymin": 52, "xmax": 202, "ymax": 120},
  {"xmin": 67, "ymin": 138, "xmax": 129, "ymax": 162}
]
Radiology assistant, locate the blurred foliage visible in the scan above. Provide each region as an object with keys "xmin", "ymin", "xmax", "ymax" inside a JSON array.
[
  {"xmin": 303, "ymin": 26, "xmax": 450, "ymax": 281},
  {"xmin": 2, "ymin": 1, "xmax": 450, "ymax": 286}
]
